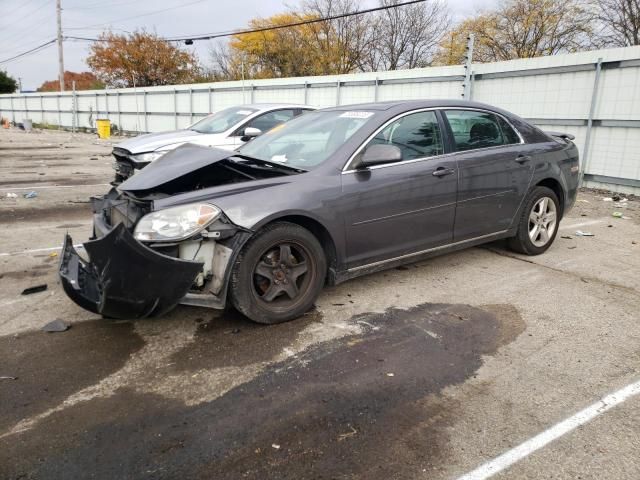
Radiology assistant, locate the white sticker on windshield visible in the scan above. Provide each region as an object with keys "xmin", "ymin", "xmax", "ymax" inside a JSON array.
[
  {"xmin": 236, "ymin": 110, "xmax": 254, "ymax": 115},
  {"xmin": 271, "ymin": 154, "xmax": 288, "ymax": 163},
  {"xmin": 339, "ymin": 111, "xmax": 374, "ymax": 119}
]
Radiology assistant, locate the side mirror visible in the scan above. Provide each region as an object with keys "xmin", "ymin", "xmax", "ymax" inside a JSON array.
[
  {"xmin": 360, "ymin": 144, "xmax": 402, "ymax": 168},
  {"xmin": 241, "ymin": 127, "xmax": 262, "ymax": 141}
]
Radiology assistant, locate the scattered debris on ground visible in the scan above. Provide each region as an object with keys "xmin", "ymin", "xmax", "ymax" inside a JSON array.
[
  {"xmin": 23, "ymin": 191, "xmax": 38, "ymax": 199},
  {"xmin": 21, "ymin": 284, "xmax": 48, "ymax": 295},
  {"xmin": 575, "ymin": 230, "xmax": 594, "ymax": 237},
  {"xmin": 42, "ymin": 319, "xmax": 70, "ymax": 333}
]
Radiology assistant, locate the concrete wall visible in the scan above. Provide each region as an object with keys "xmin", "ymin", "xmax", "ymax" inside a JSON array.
[{"xmin": 2, "ymin": 46, "xmax": 640, "ymax": 193}]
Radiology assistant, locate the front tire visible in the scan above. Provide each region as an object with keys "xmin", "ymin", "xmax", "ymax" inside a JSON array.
[
  {"xmin": 230, "ymin": 222, "xmax": 326, "ymax": 324},
  {"xmin": 508, "ymin": 186, "xmax": 560, "ymax": 255}
]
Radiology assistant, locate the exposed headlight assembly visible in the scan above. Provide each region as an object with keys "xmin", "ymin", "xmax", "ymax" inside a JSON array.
[
  {"xmin": 133, "ymin": 203, "xmax": 221, "ymax": 242},
  {"xmin": 130, "ymin": 151, "xmax": 167, "ymax": 165}
]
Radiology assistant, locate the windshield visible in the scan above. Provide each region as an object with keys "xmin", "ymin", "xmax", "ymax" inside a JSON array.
[
  {"xmin": 237, "ymin": 110, "xmax": 375, "ymax": 169},
  {"xmin": 190, "ymin": 106, "xmax": 258, "ymax": 134}
]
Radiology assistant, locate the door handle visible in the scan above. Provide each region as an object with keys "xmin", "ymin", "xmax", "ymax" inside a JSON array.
[
  {"xmin": 515, "ymin": 155, "xmax": 531, "ymax": 164},
  {"xmin": 432, "ymin": 167, "xmax": 455, "ymax": 177}
]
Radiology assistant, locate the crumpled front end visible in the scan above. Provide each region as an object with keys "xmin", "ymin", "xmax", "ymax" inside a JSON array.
[{"xmin": 59, "ymin": 223, "xmax": 203, "ymax": 319}]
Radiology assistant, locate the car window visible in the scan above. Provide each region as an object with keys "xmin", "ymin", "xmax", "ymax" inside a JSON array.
[
  {"xmin": 444, "ymin": 110, "xmax": 519, "ymax": 151},
  {"xmin": 189, "ymin": 107, "xmax": 258, "ymax": 134},
  {"xmin": 238, "ymin": 110, "xmax": 374, "ymax": 169},
  {"xmin": 243, "ymin": 109, "xmax": 296, "ymax": 134},
  {"xmin": 358, "ymin": 110, "xmax": 443, "ymax": 163},
  {"xmin": 495, "ymin": 115, "xmax": 521, "ymax": 144}
]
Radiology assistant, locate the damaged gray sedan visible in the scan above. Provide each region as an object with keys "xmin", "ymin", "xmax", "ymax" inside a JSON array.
[{"xmin": 59, "ymin": 100, "xmax": 579, "ymax": 324}]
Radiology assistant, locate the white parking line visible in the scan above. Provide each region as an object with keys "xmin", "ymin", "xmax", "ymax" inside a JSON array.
[
  {"xmin": 0, "ymin": 183, "xmax": 109, "ymax": 192},
  {"xmin": 456, "ymin": 379, "xmax": 640, "ymax": 480},
  {"xmin": 559, "ymin": 219, "xmax": 603, "ymax": 231},
  {"xmin": 0, "ymin": 244, "xmax": 83, "ymax": 257}
]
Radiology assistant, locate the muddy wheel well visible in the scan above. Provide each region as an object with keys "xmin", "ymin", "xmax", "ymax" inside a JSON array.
[
  {"xmin": 536, "ymin": 178, "xmax": 565, "ymax": 218},
  {"xmin": 264, "ymin": 215, "xmax": 338, "ymax": 285}
]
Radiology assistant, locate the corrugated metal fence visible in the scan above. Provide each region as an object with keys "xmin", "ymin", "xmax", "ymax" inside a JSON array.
[{"xmin": 1, "ymin": 46, "xmax": 640, "ymax": 193}]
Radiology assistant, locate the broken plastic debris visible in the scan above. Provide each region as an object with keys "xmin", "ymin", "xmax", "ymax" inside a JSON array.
[
  {"xmin": 612, "ymin": 212, "xmax": 623, "ymax": 218},
  {"xmin": 602, "ymin": 197, "xmax": 613, "ymax": 202},
  {"xmin": 5, "ymin": 192, "xmax": 17, "ymax": 198},
  {"xmin": 575, "ymin": 230, "xmax": 594, "ymax": 237},
  {"xmin": 0, "ymin": 376, "xmax": 17, "ymax": 380},
  {"xmin": 21, "ymin": 284, "xmax": 48, "ymax": 295},
  {"xmin": 386, "ymin": 373, "xmax": 395, "ymax": 377},
  {"xmin": 23, "ymin": 191, "xmax": 38, "ymax": 199},
  {"xmin": 42, "ymin": 319, "xmax": 70, "ymax": 332},
  {"xmin": 49, "ymin": 252, "xmax": 58, "ymax": 258},
  {"xmin": 271, "ymin": 444, "xmax": 281, "ymax": 450}
]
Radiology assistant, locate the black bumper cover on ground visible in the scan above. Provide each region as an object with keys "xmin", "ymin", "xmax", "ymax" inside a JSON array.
[{"xmin": 59, "ymin": 223, "xmax": 203, "ymax": 319}]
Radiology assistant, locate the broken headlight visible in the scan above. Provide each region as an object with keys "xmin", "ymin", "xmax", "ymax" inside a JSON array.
[{"xmin": 133, "ymin": 203, "xmax": 221, "ymax": 242}]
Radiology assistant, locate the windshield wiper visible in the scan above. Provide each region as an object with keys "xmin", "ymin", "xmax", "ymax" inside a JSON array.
[{"xmin": 230, "ymin": 154, "xmax": 307, "ymax": 174}]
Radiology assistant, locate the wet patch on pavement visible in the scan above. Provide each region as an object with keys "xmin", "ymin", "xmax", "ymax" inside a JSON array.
[
  {"xmin": 168, "ymin": 309, "xmax": 322, "ymax": 370},
  {"xmin": 0, "ymin": 203, "xmax": 92, "ymax": 224},
  {"xmin": 0, "ymin": 303, "xmax": 524, "ymax": 480},
  {"xmin": 0, "ymin": 320, "xmax": 144, "ymax": 432},
  {"xmin": 0, "ymin": 176, "xmax": 106, "ymax": 187}
]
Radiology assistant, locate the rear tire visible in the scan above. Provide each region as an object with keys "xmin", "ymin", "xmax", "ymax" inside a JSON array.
[
  {"xmin": 230, "ymin": 222, "xmax": 326, "ymax": 324},
  {"xmin": 508, "ymin": 186, "xmax": 560, "ymax": 255}
]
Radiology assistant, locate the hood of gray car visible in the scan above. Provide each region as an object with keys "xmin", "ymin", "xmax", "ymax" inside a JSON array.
[
  {"xmin": 118, "ymin": 144, "xmax": 233, "ymax": 191},
  {"xmin": 115, "ymin": 129, "xmax": 206, "ymax": 154}
]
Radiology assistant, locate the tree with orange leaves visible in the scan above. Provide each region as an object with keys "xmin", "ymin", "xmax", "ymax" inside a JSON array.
[
  {"xmin": 87, "ymin": 30, "xmax": 199, "ymax": 88},
  {"xmin": 37, "ymin": 71, "xmax": 104, "ymax": 92}
]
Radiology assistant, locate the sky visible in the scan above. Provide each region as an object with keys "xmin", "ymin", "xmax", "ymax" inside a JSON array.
[{"xmin": 0, "ymin": 0, "xmax": 495, "ymax": 91}]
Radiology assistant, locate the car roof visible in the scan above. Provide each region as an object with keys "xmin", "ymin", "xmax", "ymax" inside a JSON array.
[
  {"xmin": 323, "ymin": 99, "xmax": 508, "ymax": 113},
  {"xmin": 234, "ymin": 103, "xmax": 317, "ymax": 112}
]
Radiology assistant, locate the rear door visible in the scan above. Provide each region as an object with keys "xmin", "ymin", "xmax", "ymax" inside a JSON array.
[
  {"xmin": 442, "ymin": 109, "xmax": 534, "ymax": 241},
  {"xmin": 341, "ymin": 110, "xmax": 457, "ymax": 268}
]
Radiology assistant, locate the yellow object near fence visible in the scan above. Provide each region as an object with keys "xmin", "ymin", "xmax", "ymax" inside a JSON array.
[{"xmin": 96, "ymin": 119, "xmax": 111, "ymax": 139}]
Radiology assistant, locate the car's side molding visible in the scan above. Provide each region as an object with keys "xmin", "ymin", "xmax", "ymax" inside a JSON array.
[{"xmin": 337, "ymin": 229, "xmax": 509, "ymax": 283}]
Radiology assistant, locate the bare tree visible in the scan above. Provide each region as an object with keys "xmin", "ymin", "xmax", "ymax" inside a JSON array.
[
  {"xmin": 366, "ymin": 0, "xmax": 451, "ymax": 71},
  {"xmin": 301, "ymin": 0, "xmax": 375, "ymax": 74},
  {"xmin": 209, "ymin": 41, "xmax": 241, "ymax": 80},
  {"xmin": 594, "ymin": 0, "xmax": 640, "ymax": 46},
  {"xmin": 435, "ymin": 0, "xmax": 596, "ymax": 65}
]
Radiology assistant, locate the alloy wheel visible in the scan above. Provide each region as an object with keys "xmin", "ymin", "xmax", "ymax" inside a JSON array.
[
  {"xmin": 252, "ymin": 242, "xmax": 314, "ymax": 305},
  {"xmin": 528, "ymin": 196, "xmax": 557, "ymax": 247}
]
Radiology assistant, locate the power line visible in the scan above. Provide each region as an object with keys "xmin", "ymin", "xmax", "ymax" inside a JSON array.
[
  {"xmin": 65, "ymin": 0, "xmax": 210, "ymax": 31},
  {"xmin": 2, "ymin": 0, "xmax": 53, "ymax": 26},
  {"xmin": 64, "ymin": 0, "xmax": 428, "ymax": 43},
  {"xmin": 164, "ymin": 0, "xmax": 429, "ymax": 41},
  {"xmin": 65, "ymin": 0, "xmax": 149, "ymax": 10},
  {"xmin": 0, "ymin": 39, "xmax": 56, "ymax": 65},
  {"xmin": 2, "ymin": 0, "xmax": 44, "ymax": 18},
  {"xmin": 2, "ymin": 0, "xmax": 429, "ymax": 65}
]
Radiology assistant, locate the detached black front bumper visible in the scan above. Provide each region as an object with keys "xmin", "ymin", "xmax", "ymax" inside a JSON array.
[{"xmin": 59, "ymin": 223, "xmax": 203, "ymax": 319}]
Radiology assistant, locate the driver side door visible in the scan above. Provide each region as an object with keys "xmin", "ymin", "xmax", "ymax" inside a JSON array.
[{"xmin": 340, "ymin": 110, "xmax": 458, "ymax": 269}]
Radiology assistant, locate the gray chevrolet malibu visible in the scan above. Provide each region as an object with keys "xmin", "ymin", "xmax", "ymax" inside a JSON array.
[{"xmin": 60, "ymin": 100, "xmax": 579, "ymax": 324}]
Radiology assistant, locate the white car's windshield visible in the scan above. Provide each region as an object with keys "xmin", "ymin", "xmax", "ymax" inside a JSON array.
[
  {"xmin": 237, "ymin": 110, "xmax": 375, "ymax": 169},
  {"xmin": 190, "ymin": 107, "xmax": 258, "ymax": 134}
]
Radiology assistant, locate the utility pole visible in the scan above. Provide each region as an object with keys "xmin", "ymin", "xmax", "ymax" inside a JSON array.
[
  {"xmin": 462, "ymin": 33, "xmax": 475, "ymax": 100},
  {"xmin": 56, "ymin": 0, "xmax": 65, "ymax": 92}
]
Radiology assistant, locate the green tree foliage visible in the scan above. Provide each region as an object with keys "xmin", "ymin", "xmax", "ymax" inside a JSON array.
[{"xmin": 0, "ymin": 71, "xmax": 18, "ymax": 94}]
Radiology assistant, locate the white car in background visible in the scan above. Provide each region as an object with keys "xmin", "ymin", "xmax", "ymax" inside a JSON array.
[{"xmin": 112, "ymin": 103, "xmax": 316, "ymax": 182}]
